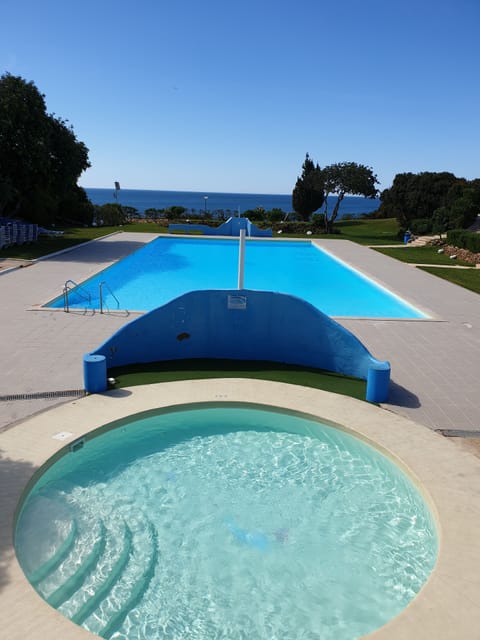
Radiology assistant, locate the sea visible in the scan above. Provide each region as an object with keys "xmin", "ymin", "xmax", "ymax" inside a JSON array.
[{"xmin": 84, "ymin": 188, "xmax": 380, "ymax": 219}]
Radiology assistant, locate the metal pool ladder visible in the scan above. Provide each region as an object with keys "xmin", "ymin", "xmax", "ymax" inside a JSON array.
[
  {"xmin": 99, "ymin": 280, "xmax": 120, "ymax": 314},
  {"xmin": 63, "ymin": 279, "xmax": 91, "ymax": 313}
]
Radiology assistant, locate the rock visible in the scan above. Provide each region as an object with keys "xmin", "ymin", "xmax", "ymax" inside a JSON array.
[{"xmin": 443, "ymin": 245, "xmax": 480, "ymax": 265}]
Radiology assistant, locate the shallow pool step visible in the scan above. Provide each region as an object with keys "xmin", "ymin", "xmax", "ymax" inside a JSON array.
[
  {"xmin": 71, "ymin": 523, "xmax": 133, "ymax": 626},
  {"xmin": 47, "ymin": 521, "xmax": 107, "ymax": 609},
  {"xmin": 29, "ymin": 520, "xmax": 78, "ymax": 586},
  {"xmin": 99, "ymin": 521, "xmax": 158, "ymax": 640}
]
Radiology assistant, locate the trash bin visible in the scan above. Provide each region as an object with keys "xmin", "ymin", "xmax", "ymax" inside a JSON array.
[
  {"xmin": 83, "ymin": 354, "xmax": 107, "ymax": 393},
  {"xmin": 403, "ymin": 232, "xmax": 411, "ymax": 244},
  {"xmin": 366, "ymin": 362, "xmax": 391, "ymax": 403}
]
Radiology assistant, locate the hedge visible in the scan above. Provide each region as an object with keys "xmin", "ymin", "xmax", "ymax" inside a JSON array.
[{"xmin": 447, "ymin": 229, "xmax": 480, "ymax": 252}]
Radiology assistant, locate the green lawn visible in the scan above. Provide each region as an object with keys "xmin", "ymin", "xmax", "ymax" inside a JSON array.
[
  {"xmin": 335, "ymin": 218, "xmax": 401, "ymax": 245},
  {"xmin": 418, "ymin": 266, "xmax": 480, "ymax": 294},
  {"xmin": 1, "ymin": 218, "xmax": 402, "ymax": 260},
  {"xmin": 375, "ymin": 245, "xmax": 472, "ymax": 266},
  {"xmin": 109, "ymin": 359, "xmax": 367, "ymax": 401}
]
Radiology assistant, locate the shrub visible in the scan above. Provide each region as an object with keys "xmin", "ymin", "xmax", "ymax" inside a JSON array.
[
  {"xmin": 311, "ymin": 213, "xmax": 325, "ymax": 231},
  {"xmin": 266, "ymin": 208, "xmax": 285, "ymax": 224},
  {"xmin": 272, "ymin": 220, "xmax": 340, "ymax": 235},
  {"xmin": 94, "ymin": 203, "xmax": 127, "ymax": 226},
  {"xmin": 446, "ymin": 229, "xmax": 480, "ymax": 252},
  {"xmin": 409, "ymin": 218, "xmax": 432, "ymax": 234},
  {"xmin": 244, "ymin": 207, "xmax": 266, "ymax": 222}
]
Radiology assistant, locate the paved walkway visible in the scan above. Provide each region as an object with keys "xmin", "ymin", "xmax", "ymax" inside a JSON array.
[
  {"xmin": 0, "ymin": 232, "xmax": 157, "ymax": 428},
  {"xmin": 1, "ymin": 233, "xmax": 479, "ymax": 433}
]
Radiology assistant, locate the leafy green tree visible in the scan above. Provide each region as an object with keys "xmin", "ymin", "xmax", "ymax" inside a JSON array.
[
  {"xmin": 0, "ymin": 73, "xmax": 91, "ymax": 225},
  {"xmin": 58, "ymin": 185, "xmax": 94, "ymax": 225},
  {"xmin": 94, "ymin": 203, "xmax": 127, "ymax": 226},
  {"xmin": 266, "ymin": 208, "xmax": 285, "ymax": 224},
  {"xmin": 322, "ymin": 162, "xmax": 378, "ymax": 233},
  {"xmin": 244, "ymin": 207, "xmax": 266, "ymax": 222},
  {"xmin": 431, "ymin": 207, "xmax": 451, "ymax": 238},
  {"xmin": 292, "ymin": 153, "xmax": 325, "ymax": 221},
  {"xmin": 122, "ymin": 206, "xmax": 139, "ymax": 220},
  {"xmin": 164, "ymin": 206, "xmax": 187, "ymax": 220},
  {"xmin": 379, "ymin": 172, "xmax": 458, "ymax": 228},
  {"xmin": 145, "ymin": 207, "xmax": 163, "ymax": 219},
  {"xmin": 431, "ymin": 180, "xmax": 480, "ymax": 235}
]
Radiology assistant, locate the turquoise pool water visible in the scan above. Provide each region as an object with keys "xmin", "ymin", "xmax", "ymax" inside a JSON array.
[
  {"xmin": 47, "ymin": 238, "xmax": 427, "ymax": 318},
  {"xmin": 16, "ymin": 405, "xmax": 437, "ymax": 640}
]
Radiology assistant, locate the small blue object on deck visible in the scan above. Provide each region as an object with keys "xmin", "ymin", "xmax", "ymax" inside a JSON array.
[
  {"xmin": 83, "ymin": 354, "xmax": 107, "ymax": 393},
  {"xmin": 366, "ymin": 361, "xmax": 391, "ymax": 403}
]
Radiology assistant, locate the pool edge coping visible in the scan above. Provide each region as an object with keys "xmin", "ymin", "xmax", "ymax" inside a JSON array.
[
  {"xmin": 2, "ymin": 379, "xmax": 480, "ymax": 639},
  {"xmin": 35, "ymin": 234, "xmax": 436, "ymax": 320}
]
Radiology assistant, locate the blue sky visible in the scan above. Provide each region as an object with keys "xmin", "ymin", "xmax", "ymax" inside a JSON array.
[{"xmin": 1, "ymin": 0, "xmax": 479, "ymax": 194}]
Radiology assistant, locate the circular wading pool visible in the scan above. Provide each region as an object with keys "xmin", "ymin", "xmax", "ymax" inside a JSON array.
[{"xmin": 15, "ymin": 404, "xmax": 438, "ymax": 640}]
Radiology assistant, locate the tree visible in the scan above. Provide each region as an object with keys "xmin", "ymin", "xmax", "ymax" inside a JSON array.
[
  {"xmin": 322, "ymin": 162, "xmax": 378, "ymax": 233},
  {"xmin": 0, "ymin": 73, "xmax": 91, "ymax": 225},
  {"xmin": 431, "ymin": 179, "xmax": 480, "ymax": 235},
  {"xmin": 145, "ymin": 207, "xmax": 162, "ymax": 220},
  {"xmin": 379, "ymin": 172, "xmax": 458, "ymax": 229},
  {"xmin": 244, "ymin": 207, "xmax": 266, "ymax": 222},
  {"xmin": 94, "ymin": 203, "xmax": 127, "ymax": 226},
  {"xmin": 292, "ymin": 153, "xmax": 325, "ymax": 221},
  {"xmin": 266, "ymin": 208, "xmax": 285, "ymax": 224}
]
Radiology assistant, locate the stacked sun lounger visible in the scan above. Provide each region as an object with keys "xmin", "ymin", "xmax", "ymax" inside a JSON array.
[{"xmin": 0, "ymin": 218, "xmax": 39, "ymax": 249}]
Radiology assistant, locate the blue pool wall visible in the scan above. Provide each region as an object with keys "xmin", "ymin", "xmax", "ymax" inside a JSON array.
[
  {"xmin": 85, "ymin": 289, "xmax": 390, "ymax": 402},
  {"xmin": 168, "ymin": 216, "xmax": 272, "ymax": 237}
]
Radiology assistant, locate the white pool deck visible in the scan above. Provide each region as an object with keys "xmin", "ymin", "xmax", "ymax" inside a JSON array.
[{"xmin": 1, "ymin": 232, "xmax": 480, "ymax": 639}]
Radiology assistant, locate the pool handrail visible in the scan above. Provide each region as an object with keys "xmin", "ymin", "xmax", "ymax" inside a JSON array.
[
  {"xmin": 99, "ymin": 281, "xmax": 120, "ymax": 314},
  {"xmin": 63, "ymin": 279, "xmax": 91, "ymax": 313}
]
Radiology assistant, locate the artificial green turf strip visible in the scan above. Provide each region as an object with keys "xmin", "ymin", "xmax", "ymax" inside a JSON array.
[
  {"xmin": 418, "ymin": 266, "xmax": 480, "ymax": 294},
  {"xmin": 108, "ymin": 359, "xmax": 367, "ymax": 401}
]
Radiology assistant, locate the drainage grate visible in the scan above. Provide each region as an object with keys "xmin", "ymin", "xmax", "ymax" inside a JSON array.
[
  {"xmin": 436, "ymin": 429, "xmax": 480, "ymax": 438},
  {"xmin": 0, "ymin": 389, "xmax": 86, "ymax": 402}
]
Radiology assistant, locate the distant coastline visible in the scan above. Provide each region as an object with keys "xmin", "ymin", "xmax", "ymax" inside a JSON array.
[{"xmin": 84, "ymin": 188, "xmax": 380, "ymax": 218}]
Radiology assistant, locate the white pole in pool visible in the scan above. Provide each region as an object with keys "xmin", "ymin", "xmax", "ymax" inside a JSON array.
[{"xmin": 238, "ymin": 228, "xmax": 246, "ymax": 289}]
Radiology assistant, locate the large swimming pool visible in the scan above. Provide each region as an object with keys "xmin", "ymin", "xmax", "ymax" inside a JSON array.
[
  {"xmin": 15, "ymin": 404, "xmax": 437, "ymax": 640},
  {"xmin": 47, "ymin": 237, "xmax": 426, "ymax": 318}
]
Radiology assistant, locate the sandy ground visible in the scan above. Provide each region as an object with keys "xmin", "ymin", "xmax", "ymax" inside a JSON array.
[
  {"xmin": 0, "ymin": 258, "xmax": 33, "ymax": 271},
  {"xmin": 453, "ymin": 437, "xmax": 480, "ymax": 459}
]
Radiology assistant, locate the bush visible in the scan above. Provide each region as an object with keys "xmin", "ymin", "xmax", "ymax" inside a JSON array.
[
  {"xmin": 167, "ymin": 206, "xmax": 187, "ymax": 219},
  {"xmin": 244, "ymin": 207, "xmax": 265, "ymax": 222},
  {"xmin": 272, "ymin": 220, "xmax": 340, "ymax": 235},
  {"xmin": 446, "ymin": 229, "xmax": 480, "ymax": 252},
  {"xmin": 311, "ymin": 213, "xmax": 325, "ymax": 231},
  {"xmin": 94, "ymin": 203, "xmax": 127, "ymax": 226},
  {"xmin": 266, "ymin": 208, "xmax": 285, "ymax": 224},
  {"xmin": 409, "ymin": 218, "xmax": 432, "ymax": 234},
  {"xmin": 144, "ymin": 207, "xmax": 163, "ymax": 220}
]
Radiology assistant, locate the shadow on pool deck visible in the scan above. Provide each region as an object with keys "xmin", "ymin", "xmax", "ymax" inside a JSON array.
[
  {"xmin": 386, "ymin": 381, "xmax": 421, "ymax": 409},
  {"xmin": 0, "ymin": 453, "xmax": 37, "ymax": 593},
  {"xmin": 43, "ymin": 239, "xmax": 151, "ymax": 264}
]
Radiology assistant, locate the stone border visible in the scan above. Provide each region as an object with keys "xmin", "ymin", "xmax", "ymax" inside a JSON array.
[{"xmin": 2, "ymin": 380, "xmax": 480, "ymax": 639}]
